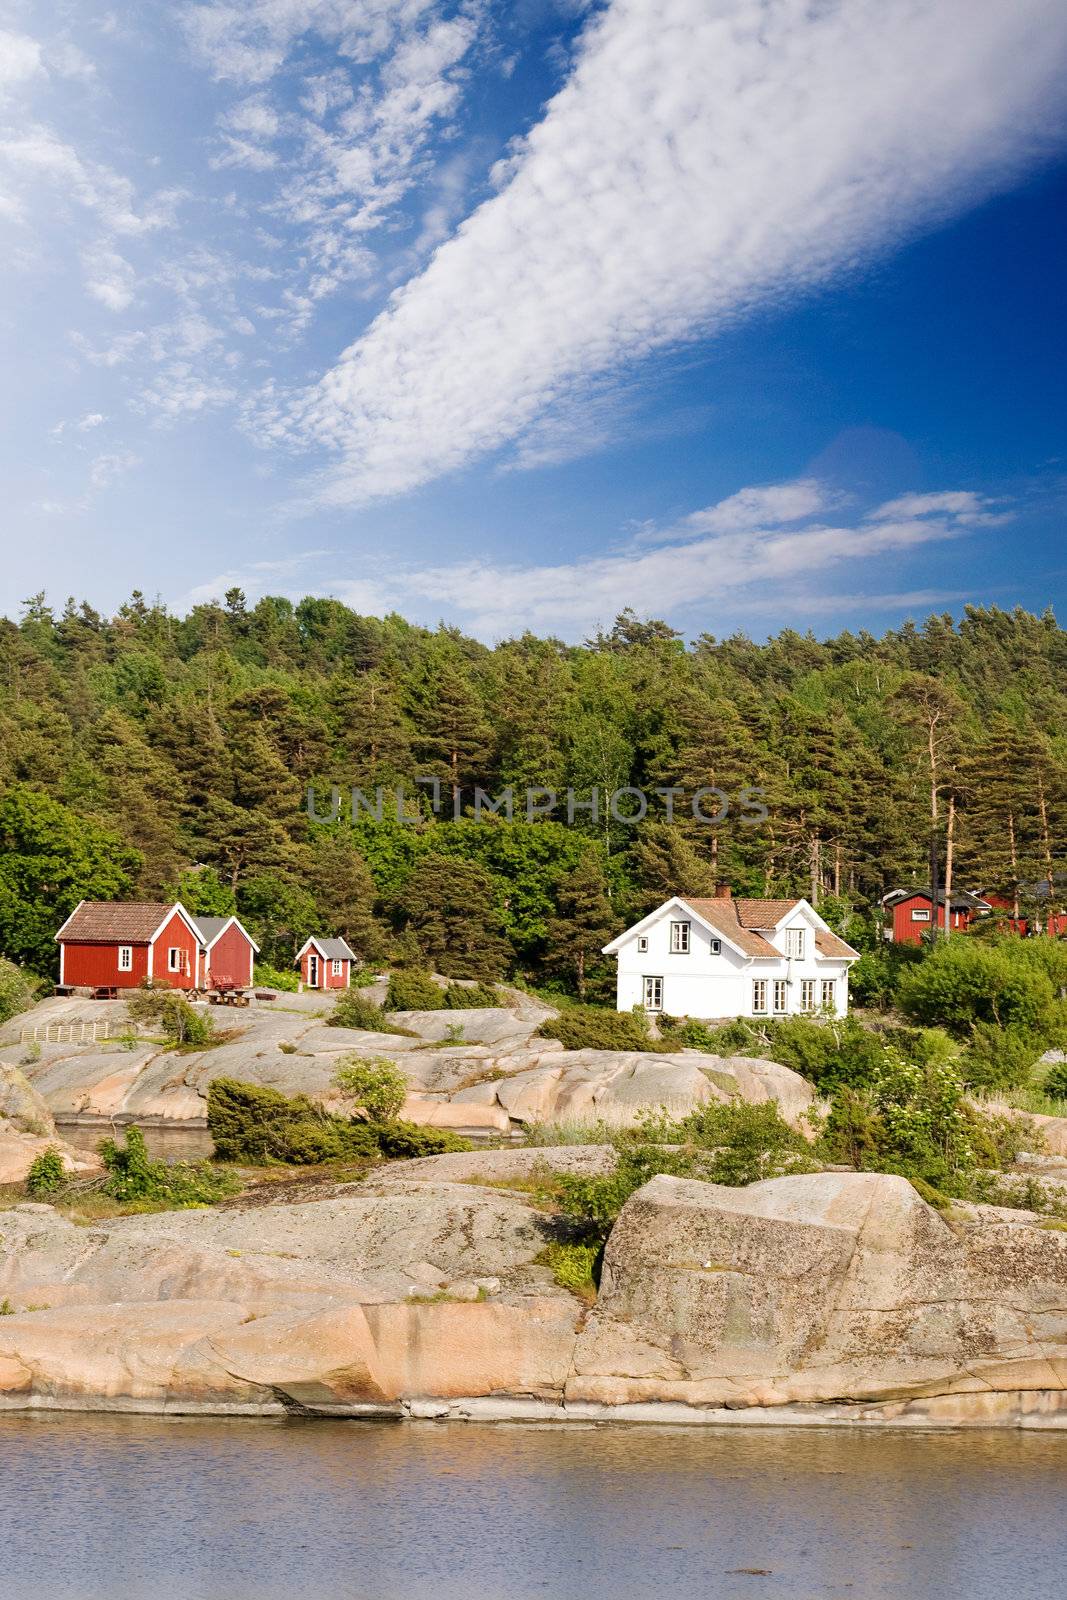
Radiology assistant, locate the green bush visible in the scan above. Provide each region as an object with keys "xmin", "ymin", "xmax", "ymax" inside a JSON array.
[
  {"xmin": 553, "ymin": 1099, "xmax": 814, "ymax": 1248},
  {"xmin": 126, "ymin": 984, "xmax": 215, "ymax": 1047},
  {"xmin": 1043, "ymin": 1060, "xmax": 1067, "ymax": 1101},
  {"xmin": 536, "ymin": 1005, "xmax": 670, "ymax": 1053},
  {"xmin": 386, "ymin": 970, "xmax": 445, "ymax": 1010},
  {"xmin": 373, "ymin": 1121, "xmax": 472, "ymax": 1158},
  {"xmin": 253, "ymin": 962, "xmax": 299, "ymax": 992},
  {"xmin": 26, "ymin": 1146, "xmax": 66, "ymax": 1196},
  {"xmin": 207, "ymin": 1078, "xmax": 380, "ymax": 1165},
  {"xmin": 329, "ymin": 990, "xmax": 414, "ymax": 1034},
  {"xmin": 538, "ymin": 1241, "xmax": 600, "ymax": 1301},
  {"xmin": 99, "ymin": 1125, "xmax": 238, "ymax": 1207},
  {"xmin": 0, "ymin": 958, "xmax": 36, "ymax": 1027},
  {"xmin": 443, "ymin": 982, "xmax": 501, "ymax": 1009},
  {"xmin": 334, "ymin": 1055, "xmax": 408, "ymax": 1120},
  {"xmin": 818, "ymin": 1050, "xmax": 1018, "ymax": 1196},
  {"xmin": 206, "ymin": 1077, "xmax": 469, "ymax": 1165},
  {"xmin": 897, "ymin": 940, "xmax": 1057, "ymax": 1036},
  {"xmin": 958, "ymin": 1022, "xmax": 1044, "ymax": 1090}
]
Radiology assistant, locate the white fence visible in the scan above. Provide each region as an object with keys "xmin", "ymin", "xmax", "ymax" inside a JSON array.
[{"xmin": 19, "ymin": 1019, "xmax": 143, "ymax": 1046}]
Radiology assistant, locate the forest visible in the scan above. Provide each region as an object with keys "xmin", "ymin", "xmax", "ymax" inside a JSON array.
[{"xmin": 0, "ymin": 591, "xmax": 1064, "ymax": 993}]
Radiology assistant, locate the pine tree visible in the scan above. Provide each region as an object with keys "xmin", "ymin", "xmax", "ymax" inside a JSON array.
[
  {"xmin": 397, "ymin": 856, "xmax": 511, "ymax": 979},
  {"xmin": 543, "ymin": 853, "xmax": 618, "ymax": 998},
  {"xmin": 307, "ymin": 830, "xmax": 385, "ymax": 960}
]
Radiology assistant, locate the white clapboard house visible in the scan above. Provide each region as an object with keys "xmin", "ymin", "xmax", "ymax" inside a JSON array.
[{"xmin": 603, "ymin": 886, "xmax": 860, "ymax": 1020}]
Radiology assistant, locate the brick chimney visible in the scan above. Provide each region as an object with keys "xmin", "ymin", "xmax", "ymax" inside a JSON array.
[{"xmin": 714, "ymin": 882, "xmax": 733, "ymax": 900}]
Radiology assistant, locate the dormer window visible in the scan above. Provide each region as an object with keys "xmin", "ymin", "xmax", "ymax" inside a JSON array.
[
  {"xmin": 785, "ymin": 927, "xmax": 805, "ymax": 959},
  {"xmin": 670, "ymin": 921, "xmax": 691, "ymax": 954}
]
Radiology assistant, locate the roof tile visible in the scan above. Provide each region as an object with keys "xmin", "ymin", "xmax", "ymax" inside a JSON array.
[{"xmin": 58, "ymin": 902, "xmax": 176, "ymax": 944}]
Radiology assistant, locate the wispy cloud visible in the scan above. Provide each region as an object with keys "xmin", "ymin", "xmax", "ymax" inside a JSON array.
[
  {"xmin": 188, "ymin": 481, "xmax": 1007, "ymax": 640},
  {"xmin": 278, "ymin": 0, "xmax": 1067, "ymax": 504}
]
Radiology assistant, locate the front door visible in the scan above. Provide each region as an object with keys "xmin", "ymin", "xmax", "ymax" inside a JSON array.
[{"xmin": 308, "ymin": 954, "xmax": 319, "ymax": 987}]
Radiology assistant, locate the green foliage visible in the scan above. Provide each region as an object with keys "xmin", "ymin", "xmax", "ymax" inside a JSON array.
[
  {"xmin": 252, "ymin": 962, "xmax": 300, "ymax": 992},
  {"xmin": 554, "ymin": 1099, "xmax": 813, "ymax": 1247},
  {"xmin": 334, "ymin": 1055, "xmax": 408, "ymax": 1120},
  {"xmin": 207, "ymin": 1078, "xmax": 381, "ymax": 1165},
  {"xmin": 0, "ymin": 958, "xmax": 36, "ymax": 1027},
  {"xmin": 818, "ymin": 1050, "xmax": 1015, "ymax": 1195},
  {"xmin": 538, "ymin": 1240, "xmax": 600, "ymax": 1301},
  {"xmin": 1043, "ymin": 1061, "xmax": 1067, "ymax": 1100},
  {"xmin": 0, "ymin": 785, "xmax": 141, "ymax": 974},
  {"xmin": 206, "ymin": 1077, "xmax": 470, "ymax": 1165},
  {"xmin": 26, "ymin": 1146, "xmax": 66, "ymax": 1196},
  {"xmin": 897, "ymin": 939, "xmax": 1058, "ymax": 1036},
  {"xmin": 167, "ymin": 866, "xmax": 235, "ymax": 917},
  {"xmin": 330, "ymin": 989, "xmax": 414, "ymax": 1033},
  {"xmin": 958, "ymin": 1022, "xmax": 1044, "ymax": 1090},
  {"xmin": 125, "ymin": 984, "xmax": 215, "ymax": 1047},
  {"xmin": 536, "ymin": 1004, "xmax": 670, "ymax": 1053},
  {"xmin": 397, "ymin": 856, "xmax": 512, "ymax": 980},
  {"xmin": 372, "ymin": 1121, "xmax": 472, "ymax": 1158},
  {"xmin": 387, "ymin": 969, "xmax": 445, "ymax": 1010},
  {"xmin": 98, "ymin": 1125, "xmax": 237, "ymax": 1207},
  {"xmin": 443, "ymin": 981, "xmax": 502, "ymax": 1009}
]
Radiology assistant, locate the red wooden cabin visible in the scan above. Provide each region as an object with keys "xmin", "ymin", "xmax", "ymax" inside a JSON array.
[
  {"xmin": 56, "ymin": 902, "xmax": 204, "ymax": 991},
  {"xmin": 192, "ymin": 915, "xmax": 259, "ymax": 989},
  {"xmin": 295, "ymin": 937, "xmax": 356, "ymax": 990},
  {"xmin": 880, "ymin": 888, "xmax": 992, "ymax": 945}
]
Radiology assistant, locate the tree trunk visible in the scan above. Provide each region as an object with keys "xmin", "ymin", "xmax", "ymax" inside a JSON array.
[
  {"xmin": 809, "ymin": 837, "xmax": 821, "ymax": 906},
  {"xmin": 943, "ymin": 793, "xmax": 955, "ymax": 939},
  {"xmin": 1038, "ymin": 777, "xmax": 1056, "ymax": 925},
  {"xmin": 833, "ymin": 841, "xmax": 842, "ymax": 897},
  {"xmin": 576, "ymin": 948, "xmax": 586, "ymax": 1001},
  {"xmin": 1008, "ymin": 809, "xmax": 1020, "ymax": 919}
]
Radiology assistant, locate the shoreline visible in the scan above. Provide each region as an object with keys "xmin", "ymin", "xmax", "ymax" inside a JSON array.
[{"xmin": 4, "ymin": 1390, "xmax": 1067, "ymax": 1431}]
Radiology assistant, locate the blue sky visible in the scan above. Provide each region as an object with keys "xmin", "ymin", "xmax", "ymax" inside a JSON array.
[{"xmin": 2, "ymin": 0, "xmax": 1066, "ymax": 642}]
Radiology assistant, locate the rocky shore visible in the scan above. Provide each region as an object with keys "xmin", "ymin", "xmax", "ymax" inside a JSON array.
[{"xmin": 1, "ymin": 1150, "xmax": 1066, "ymax": 1428}]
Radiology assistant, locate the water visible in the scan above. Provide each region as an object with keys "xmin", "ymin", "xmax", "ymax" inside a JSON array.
[
  {"xmin": 0, "ymin": 1415, "xmax": 1063, "ymax": 1600},
  {"xmin": 56, "ymin": 1120, "xmax": 213, "ymax": 1162}
]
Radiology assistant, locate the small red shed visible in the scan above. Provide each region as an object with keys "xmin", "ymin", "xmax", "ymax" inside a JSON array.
[
  {"xmin": 192, "ymin": 915, "xmax": 259, "ymax": 990},
  {"xmin": 56, "ymin": 901, "xmax": 204, "ymax": 991},
  {"xmin": 295, "ymin": 937, "xmax": 356, "ymax": 990}
]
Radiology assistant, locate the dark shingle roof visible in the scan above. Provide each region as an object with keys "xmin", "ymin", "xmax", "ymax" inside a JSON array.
[
  {"xmin": 303, "ymin": 936, "xmax": 356, "ymax": 962},
  {"xmin": 57, "ymin": 902, "xmax": 175, "ymax": 943}
]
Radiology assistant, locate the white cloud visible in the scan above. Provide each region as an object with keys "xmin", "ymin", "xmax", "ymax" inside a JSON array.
[
  {"xmin": 866, "ymin": 490, "xmax": 1010, "ymax": 526},
  {"xmin": 244, "ymin": 481, "xmax": 997, "ymax": 639},
  {"xmin": 281, "ymin": 0, "xmax": 1067, "ymax": 504},
  {"xmin": 0, "ymin": 29, "xmax": 43, "ymax": 98},
  {"xmin": 89, "ymin": 449, "xmax": 140, "ymax": 488},
  {"xmin": 641, "ymin": 480, "xmax": 832, "ymax": 544}
]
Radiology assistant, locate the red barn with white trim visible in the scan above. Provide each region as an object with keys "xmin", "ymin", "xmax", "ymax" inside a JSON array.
[{"xmin": 56, "ymin": 902, "xmax": 204, "ymax": 991}]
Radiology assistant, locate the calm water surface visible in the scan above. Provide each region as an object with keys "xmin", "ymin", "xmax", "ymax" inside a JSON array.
[{"xmin": 0, "ymin": 1414, "xmax": 1063, "ymax": 1600}]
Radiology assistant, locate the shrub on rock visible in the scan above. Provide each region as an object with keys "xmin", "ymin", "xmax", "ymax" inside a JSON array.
[
  {"xmin": 386, "ymin": 970, "xmax": 445, "ymax": 1011},
  {"xmin": 206, "ymin": 1077, "xmax": 470, "ymax": 1166},
  {"xmin": 536, "ymin": 1005, "xmax": 669, "ymax": 1053}
]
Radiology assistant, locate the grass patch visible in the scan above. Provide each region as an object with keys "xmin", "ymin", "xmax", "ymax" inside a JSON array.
[{"xmin": 536, "ymin": 1241, "xmax": 599, "ymax": 1304}]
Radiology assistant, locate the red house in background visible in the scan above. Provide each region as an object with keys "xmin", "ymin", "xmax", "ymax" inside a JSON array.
[
  {"xmin": 56, "ymin": 901, "xmax": 204, "ymax": 991},
  {"xmin": 880, "ymin": 888, "xmax": 992, "ymax": 945},
  {"xmin": 190, "ymin": 914, "xmax": 259, "ymax": 989},
  {"xmin": 295, "ymin": 936, "xmax": 356, "ymax": 990}
]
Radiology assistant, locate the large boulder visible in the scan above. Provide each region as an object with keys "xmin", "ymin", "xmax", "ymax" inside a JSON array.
[{"xmin": 570, "ymin": 1171, "xmax": 1067, "ymax": 1409}]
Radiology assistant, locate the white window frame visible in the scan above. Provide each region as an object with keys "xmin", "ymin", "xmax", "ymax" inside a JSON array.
[
  {"xmin": 167, "ymin": 946, "xmax": 183, "ymax": 974},
  {"xmin": 821, "ymin": 979, "xmax": 836, "ymax": 1010},
  {"xmin": 785, "ymin": 927, "xmax": 805, "ymax": 959},
  {"xmin": 669, "ymin": 921, "xmax": 691, "ymax": 954},
  {"xmin": 752, "ymin": 979, "xmax": 768, "ymax": 1014},
  {"xmin": 772, "ymin": 979, "xmax": 788, "ymax": 1014},
  {"xmin": 637, "ymin": 935, "xmax": 648, "ymax": 953},
  {"xmin": 800, "ymin": 978, "xmax": 816, "ymax": 1012},
  {"xmin": 911, "ymin": 908, "xmax": 931, "ymax": 922},
  {"xmin": 118, "ymin": 945, "xmax": 133, "ymax": 973},
  {"xmin": 331, "ymin": 958, "xmax": 343, "ymax": 976},
  {"xmin": 708, "ymin": 938, "xmax": 721, "ymax": 955},
  {"xmin": 642, "ymin": 975, "xmax": 663, "ymax": 1012}
]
